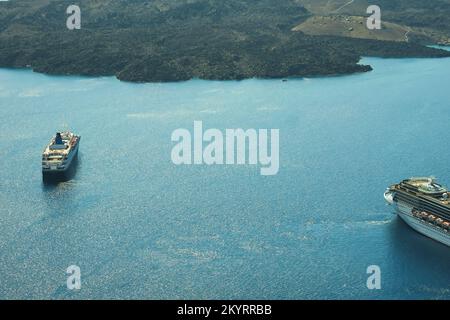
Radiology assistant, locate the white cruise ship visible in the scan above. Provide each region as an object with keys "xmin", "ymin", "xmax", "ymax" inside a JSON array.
[
  {"xmin": 42, "ymin": 131, "xmax": 80, "ymax": 181},
  {"xmin": 384, "ymin": 177, "xmax": 450, "ymax": 247}
]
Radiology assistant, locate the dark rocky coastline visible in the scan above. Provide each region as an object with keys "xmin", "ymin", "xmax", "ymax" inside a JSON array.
[{"xmin": 1, "ymin": 0, "xmax": 449, "ymax": 82}]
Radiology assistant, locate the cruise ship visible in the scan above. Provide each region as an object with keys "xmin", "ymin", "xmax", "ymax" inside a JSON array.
[
  {"xmin": 42, "ymin": 131, "xmax": 80, "ymax": 181},
  {"xmin": 384, "ymin": 177, "xmax": 450, "ymax": 247}
]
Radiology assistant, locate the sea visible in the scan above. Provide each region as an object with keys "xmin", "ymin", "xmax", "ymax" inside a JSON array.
[{"xmin": 1, "ymin": 49, "xmax": 450, "ymax": 299}]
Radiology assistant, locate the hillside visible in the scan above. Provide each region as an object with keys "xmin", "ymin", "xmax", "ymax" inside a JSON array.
[
  {"xmin": 292, "ymin": 15, "xmax": 411, "ymax": 42},
  {"xmin": 295, "ymin": 0, "xmax": 450, "ymax": 44},
  {"xmin": 0, "ymin": 0, "xmax": 449, "ymax": 82}
]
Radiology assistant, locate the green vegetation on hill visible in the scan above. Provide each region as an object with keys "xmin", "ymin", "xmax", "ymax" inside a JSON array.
[{"xmin": 0, "ymin": 0, "xmax": 449, "ymax": 82}]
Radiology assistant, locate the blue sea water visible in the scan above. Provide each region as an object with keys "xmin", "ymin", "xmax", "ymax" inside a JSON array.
[{"xmin": 1, "ymin": 53, "xmax": 450, "ymax": 299}]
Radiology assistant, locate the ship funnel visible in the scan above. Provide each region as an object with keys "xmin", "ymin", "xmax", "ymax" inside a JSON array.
[{"xmin": 55, "ymin": 132, "xmax": 63, "ymax": 145}]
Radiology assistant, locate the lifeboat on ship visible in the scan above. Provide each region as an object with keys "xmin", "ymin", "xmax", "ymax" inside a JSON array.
[{"xmin": 442, "ymin": 221, "xmax": 450, "ymax": 230}]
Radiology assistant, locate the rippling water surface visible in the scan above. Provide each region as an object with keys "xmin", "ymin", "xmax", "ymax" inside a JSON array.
[{"xmin": 1, "ymin": 53, "xmax": 450, "ymax": 299}]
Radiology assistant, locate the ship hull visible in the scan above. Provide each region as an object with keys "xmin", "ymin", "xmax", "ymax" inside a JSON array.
[{"xmin": 394, "ymin": 201, "xmax": 450, "ymax": 247}]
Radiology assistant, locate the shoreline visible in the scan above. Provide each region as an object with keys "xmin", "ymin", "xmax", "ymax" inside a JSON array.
[{"xmin": 3, "ymin": 51, "xmax": 450, "ymax": 84}]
